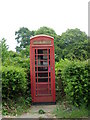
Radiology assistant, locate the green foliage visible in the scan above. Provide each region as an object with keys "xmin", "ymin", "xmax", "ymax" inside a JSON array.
[
  {"xmin": 62, "ymin": 60, "xmax": 89, "ymax": 106},
  {"xmin": 15, "ymin": 27, "xmax": 88, "ymax": 62},
  {"xmin": 0, "ymin": 60, "xmax": 1, "ymax": 104},
  {"xmin": 3, "ymin": 54, "xmax": 30, "ymax": 70},
  {"xmin": 54, "ymin": 28, "xmax": 88, "ymax": 61},
  {"xmin": 2, "ymin": 66, "xmax": 27, "ymax": 99},
  {"xmin": 54, "ymin": 35, "xmax": 61, "ymax": 61},
  {"xmin": 2, "ymin": 97, "xmax": 31, "ymax": 116},
  {"xmin": 55, "ymin": 59, "xmax": 70, "ymax": 100},
  {"xmin": 2, "ymin": 50, "xmax": 30, "ymax": 77},
  {"xmin": 2, "ymin": 48, "xmax": 31, "ymax": 115},
  {"xmin": 20, "ymin": 45, "xmax": 30, "ymax": 57},
  {"xmin": 54, "ymin": 102, "xmax": 88, "ymax": 118},
  {"xmin": 3, "ymin": 53, "xmax": 30, "ymax": 86},
  {"xmin": 55, "ymin": 59, "xmax": 89, "ymax": 107},
  {"xmin": 0, "ymin": 38, "xmax": 9, "ymax": 63},
  {"xmin": 15, "ymin": 27, "xmax": 34, "ymax": 52},
  {"xmin": 59, "ymin": 28, "xmax": 88, "ymax": 60},
  {"xmin": 1, "ymin": 37, "xmax": 31, "ymax": 116},
  {"xmin": 35, "ymin": 26, "xmax": 57, "ymax": 37},
  {"xmin": 38, "ymin": 109, "xmax": 45, "ymax": 114}
]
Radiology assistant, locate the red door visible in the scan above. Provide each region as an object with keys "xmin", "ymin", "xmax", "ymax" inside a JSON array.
[{"xmin": 32, "ymin": 47, "xmax": 55, "ymax": 103}]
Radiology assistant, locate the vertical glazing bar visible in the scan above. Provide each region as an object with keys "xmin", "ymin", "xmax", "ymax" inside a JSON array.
[
  {"xmin": 33, "ymin": 48, "xmax": 35, "ymax": 99},
  {"xmin": 36, "ymin": 49, "xmax": 38, "ymax": 96},
  {"xmin": 47, "ymin": 49, "xmax": 49, "ymax": 94},
  {"xmin": 35, "ymin": 49, "xmax": 37, "ymax": 96},
  {"xmin": 50, "ymin": 47, "xmax": 53, "ymax": 96},
  {"xmin": 35, "ymin": 49, "xmax": 36, "ymax": 96},
  {"xmin": 49, "ymin": 49, "xmax": 51, "ymax": 94}
]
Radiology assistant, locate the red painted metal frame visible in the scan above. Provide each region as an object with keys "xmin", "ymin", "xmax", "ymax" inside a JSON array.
[{"xmin": 30, "ymin": 35, "xmax": 56, "ymax": 103}]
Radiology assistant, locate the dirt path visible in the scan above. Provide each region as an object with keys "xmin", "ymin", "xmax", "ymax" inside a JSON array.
[{"xmin": 18, "ymin": 105, "xmax": 56, "ymax": 118}]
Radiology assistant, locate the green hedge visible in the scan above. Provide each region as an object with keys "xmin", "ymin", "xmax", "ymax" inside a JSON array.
[
  {"xmin": 55, "ymin": 59, "xmax": 89, "ymax": 106},
  {"xmin": 2, "ymin": 66, "xmax": 27, "ymax": 99},
  {"xmin": 55, "ymin": 59, "xmax": 71, "ymax": 100},
  {"xmin": 62, "ymin": 60, "xmax": 88, "ymax": 106},
  {"xmin": 3, "ymin": 57, "xmax": 30, "ymax": 83}
]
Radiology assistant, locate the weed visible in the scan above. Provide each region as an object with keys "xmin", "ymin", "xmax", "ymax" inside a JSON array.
[
  {"xmin": 53, "ymin": 102, "xmax": 88, "ymax": 118},
  {"xmin": 38, "ymin": 109, "xmax": 45, "ymax": 114},
  {"xmin": 2, "ymin": 96, "xmax": 31, "ymax": 116}
]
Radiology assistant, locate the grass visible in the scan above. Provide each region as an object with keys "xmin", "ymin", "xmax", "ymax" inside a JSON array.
[
  {"xmin": 2, "ymin": 96, "xmax": 31, "ymax": 116},
  {"xmin": 53, "ymin": 102, "xmax": 88, "ymax": 118}
]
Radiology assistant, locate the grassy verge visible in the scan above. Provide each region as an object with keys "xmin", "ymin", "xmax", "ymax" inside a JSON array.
[
  {"xmin": 53, "ymin": 102, "xmax": 88, "ymax": 118},
  {"xmin": 2, "ymin": 96, "xmax": 31, "ymax": 116}
]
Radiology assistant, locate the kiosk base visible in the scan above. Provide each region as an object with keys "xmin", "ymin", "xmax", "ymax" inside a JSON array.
[{"xmin": 32, "ymin": 102, "xmax": 56, "ymax": 105}]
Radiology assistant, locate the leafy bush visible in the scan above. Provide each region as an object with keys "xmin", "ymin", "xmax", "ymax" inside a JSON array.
[
  {"xmin": 2, "ymin": 66, "xmax": 27, "ymax": 99},
  {"xmin": 3, "ymin": 56, "xmax": 30, "ymax": 90},
  {"xmin": 55, "ymin": 59, "xmax": 89, "ymax": 107},
  {"xmin": 55, "ymin": 59, "xmax": 70, "ymax": 100},
  {"xmin": 62, "ymin": 60, "xmax": 88, "ymax": 106},
  {"xmin": 3, "ymin": 54, "xmax": 30, "ymax": 81},
  {"xmin": 2, "ymin": 65, "xmax": 32, "ymax": 116},
  {"xmin": 3, "ymin": 55, "xmax": 30, "ymax": 70}
]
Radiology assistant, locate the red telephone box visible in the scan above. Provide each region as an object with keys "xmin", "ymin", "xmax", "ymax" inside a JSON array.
[{"xmin": 30, "ymin": 35, "xmax": 56, "ymax": 103}]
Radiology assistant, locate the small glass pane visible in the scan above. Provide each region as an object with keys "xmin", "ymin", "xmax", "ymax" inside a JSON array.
[
  {"xmin": 35, "ymin": 73, "xmax": 37, "ymax": 77},
  {"xmin": 49, "ymin": 49, "xmax": 50, "ymax": 54},
  {"xmin": 35, "ymin": 55, "xmax": 36, "ymax": 60},
  {"xmin": 38, "ymin": 49, "xmax": 47, "ymax": 54},
  {"xmin": 35, "ymin": 49, "xmax": 36, "ymax": 54},
  {"xmin": 49, "ymin": 72, "xmax": 51, "ymax": 77},
  {"xmin": 38, "ymin": 60, "xmax": 48, "ymax": 66},
  {"xmin": 36, "ymin": 78, "xmax": 37, "ymax": 82},
  {"xmin": 35, "ymin": 67, "xmax": 37, "ymax": 71},
  {"xmin": 49, "ymin": 60, "xmax": 50, "ymax": 65},
  {"xmin": 38, "ymin": 67, "xmax": 48, "ymax": 71},
  {"xmin": 38, "ymin": 73, "xmax": 48, "ymax": 77},
  {"xmin": 49, "ymin": 55, "xmax": 50, "ymax": 59},
  {"xmin": 38, "ymin": 55, "xmax": 47, "ymax": 60},
  {"xmin": 38, "ymin": 78, "xmax": 48, "ymax": 82},
  {"xmin": 49, "ymin": 78, "xmax": 51, "ymax": 82}
]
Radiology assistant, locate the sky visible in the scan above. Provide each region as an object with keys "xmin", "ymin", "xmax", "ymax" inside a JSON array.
[{"xmin": 0, "ymin": 0, "xmax": 89, "ymax": 51}]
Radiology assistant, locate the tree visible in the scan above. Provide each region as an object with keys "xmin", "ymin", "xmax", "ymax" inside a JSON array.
[
  {"xmin": 15, "ymin": 27, "xmax": 35, "ymax": 52},
  {"xmin": 0, "ymin": 38, "xmax": 9, "ymax": 63},
  {"xmin": 57, "ymin": 28, "xmax": 88, "ymax": 60},
  {"xmin": 35, "ymin": 26, "xmax": 57, "ymax": 37},
  {"xmin": 15, "ymin": 27, "xmax": 88, "ymax": 61}
]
